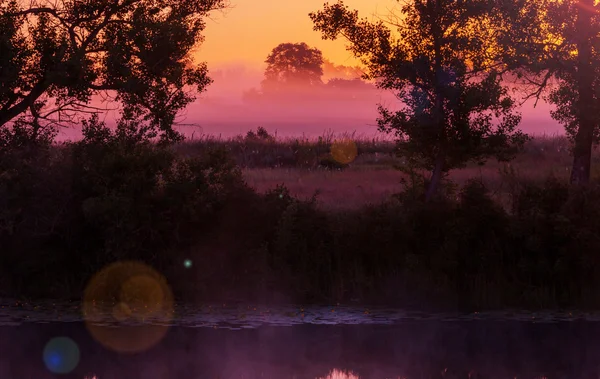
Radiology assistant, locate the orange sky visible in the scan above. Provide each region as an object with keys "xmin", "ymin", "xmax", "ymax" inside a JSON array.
[{"xmin": 197, "ymin": 0, "xmax": 399, "ymax": 68}]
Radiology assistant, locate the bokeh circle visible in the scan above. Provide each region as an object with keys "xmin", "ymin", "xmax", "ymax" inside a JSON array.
[
  {"xmin": 43, "ymin": 337, "xmax": 80, "ymax": 374},
  {"xmin": 331, "ymin": 139, "xmax": 358, "ymax": 165},
  {"xmin": 83, "ymin": 261, "xmax": 174, "ymax": 354}
]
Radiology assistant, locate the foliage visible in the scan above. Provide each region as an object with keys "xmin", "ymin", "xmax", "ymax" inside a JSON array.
[
  {"xmin": 310, "ymin": 0, "xmax": 529, "ymax": 200},
  {"xmin": 326, "ymin": 77, "xmax": 372, "ymax": 90},
  {"xmin": 322, "ymin": 58, "xmax": 364, "ymax": 80},
  {"xmin": 0, "ymin": 0, "xmax": 226, "ymax": 143},
  {"xmin": 262, "ymin": 42, "xmax": 324, "ymax": 92},
  {"xmin": 3, "ymin": 128, "xmax": 600, "ymax": 309},
  {"xmin": 242, "ymin": 42, "xmax": 327, "ymax": 103},
  {"xmin": 0, "ymin": 117, "xmax": 246, "ymax": 296},
  {"xmin": 497, "ymin": 0, "xmax": 600, "ymax": 184},
  {"xmin": 245, "ymin": 126, "xmax": 275, "ymax": 142}
]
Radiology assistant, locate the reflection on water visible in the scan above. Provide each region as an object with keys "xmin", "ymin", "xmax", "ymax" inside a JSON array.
[
  {"xmin": 319, "ymin": 369, "xmax": 360, "ymax": 379},
  {"xmin": 85, "ymin": 369, "xmax": 364, "ymax": 379},
  {"xmin": 2, "ymin": 302, "xmax": 600, "ymax": 378},
  {"xmin": 84, "ymin": 369, "xmax": 360, "ymax": 379}
]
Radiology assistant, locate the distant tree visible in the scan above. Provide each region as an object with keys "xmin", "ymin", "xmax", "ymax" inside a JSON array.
[
  {"xmin": 310, "ymin": 1, "xmax": 529, "ymax": 201},
  {"xmin": 241, "ymin": 87, "xmax": 262, "ymax": 103},
  {"xmin": 326, "ymin": 78, "xmax": 373, "ymax": 91},
  {"xmin": 261, "ymin": 42, "xmax": 324, "ymax": 93},
  {"xmin": 324, "ymin": 78, "xmax": 376, "ymax": 101},
  {"xmin": 497, "ymin": 0, "xmax": 600, "ymax": 185},
  {"xmin": 0, "ymin": 0, "xmax": 227, "ymax": 143},
  {"xmin": 322, "ymin": 58, "xmax": 364, "ymax": 80},
  {"xmin": 245, "ymin": 126, "xmax": 274, "ymax": 142}
]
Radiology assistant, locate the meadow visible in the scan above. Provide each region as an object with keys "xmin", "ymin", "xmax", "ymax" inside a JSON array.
[{"xmin": 179, "ymin": 131, "xmax": 598, "ymax": 211}]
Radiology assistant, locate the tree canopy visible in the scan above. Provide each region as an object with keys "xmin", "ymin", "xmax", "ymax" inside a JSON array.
[
  {"xmin": 261, "ymin": 42, "xmax": 324, "ymax": 93},
  {"xmin": 0, "ymin": 0, "xmax": 227, "ymax": 143},
  {"xmin": 322, "ymin": 59, "xmax": 364, "ymax": 80},
  {"xmin": 497, "ymin": 0, "xmax": 600, "ymax": 185},
  {"xmin": 310, "ymin": 0, "xmax": 529, "ymax": 200}
]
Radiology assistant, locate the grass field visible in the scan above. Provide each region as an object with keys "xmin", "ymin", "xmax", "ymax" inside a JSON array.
[{"xmin": 178, "ymin": 132, "xmax": 600, "ymax": 210}]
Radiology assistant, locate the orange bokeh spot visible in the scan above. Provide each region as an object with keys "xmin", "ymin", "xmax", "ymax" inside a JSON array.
[
  {"xmin": 83, "ymin": 261, "xmax": 174, "ymax": 354},
  {"xmin": 111, "ymin": 302, "xmax": 132, "ymax": 322},
  {"xmin": 330, "ymin": 139, "xmax": 358, "ymax": 165}
]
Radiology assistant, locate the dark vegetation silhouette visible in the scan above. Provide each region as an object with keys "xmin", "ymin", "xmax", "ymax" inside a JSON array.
[
  {"xmin": 0, "ymin": 0, "xmax": 227, "ymax": 143},
  {"xmin": 3, "ymin": 130, "xmax": 600, "ymax": 310},
  {"xmin": 496, "ymin": 0, "xmax": 600, "ymax": 185},
  {"xmin": 310, "ymin": 0, "xmax": 530, "ymax": 201},
  {"xmin": 322, "ymin": 58, "xmax": 365, "ymax": 80},
  {"xmin": 2, "ymin": 0, "xmax": 600, "ymax": 310}
]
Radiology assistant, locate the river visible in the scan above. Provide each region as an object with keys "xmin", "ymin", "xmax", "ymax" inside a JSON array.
[{"xmin": 1, "ymin": 299, "xmax": 599, "ymax": 378}]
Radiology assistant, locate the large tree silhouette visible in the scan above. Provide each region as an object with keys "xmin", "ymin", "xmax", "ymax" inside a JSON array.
[
  {"xmin": 261, "ymin": 42, "xmax": 324, "ymax": 93},
  {"xmin": 498, "ymin": 0, "xmax": 600, "ymax": 185},
  {"xmin": 310, "ymin": 1, "xmax": 528, "ymax": 201},
  {"xmin": 0, "ymin": 0, "xmax": 226, "ymax": 143}
]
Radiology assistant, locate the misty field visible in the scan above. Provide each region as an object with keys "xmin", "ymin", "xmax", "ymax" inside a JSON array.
[{"xmin": 179, "ymin": 133, "xmax": 600, "ymax": 210}]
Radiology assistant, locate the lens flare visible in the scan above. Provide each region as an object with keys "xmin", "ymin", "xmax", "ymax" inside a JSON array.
[
  {"xmin": 83, "ymin": 261, "xmax": 174, "ymax": 354},
  {"xmin": 111, "ymin": 302, "xmax": 132, "ymax": 322},
  {"xmin": 330, "ymin": 139, "xmax": 358, "ymax": 165},
  {"xmin": 43, "ymin": 337, "xmax": 80, "ymax": 374},
  {"xmin": 183, "ymin": 259, "xmax": 192, "ymax": 269}
]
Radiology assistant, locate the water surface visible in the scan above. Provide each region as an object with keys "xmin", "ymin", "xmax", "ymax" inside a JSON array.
[{"xmin": 2, "ymin": 300, "xmax": 599, "ymax": 378}]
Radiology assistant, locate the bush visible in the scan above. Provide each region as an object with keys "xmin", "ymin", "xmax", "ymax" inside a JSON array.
[
  {"xmin": 0, "ymin": 118, "xmax": 249, "ymax": 298},
  {"xmin": 5, "ymin": 126, "xmax": 600, "ymax": 311}
]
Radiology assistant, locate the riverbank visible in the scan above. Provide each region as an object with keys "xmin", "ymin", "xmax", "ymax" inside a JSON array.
[{"xmin": 2, "ymin": 132, "xmax": 600, "ymax": 311}]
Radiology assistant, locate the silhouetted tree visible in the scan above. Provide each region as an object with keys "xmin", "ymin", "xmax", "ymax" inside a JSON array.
[
  {"xmin": 310, "ymin": 1, "xmax": 528, "ymax": 201},
  {"xmin": 326, "ymin": 78, "xmax": 373, "ymax": 90},
  {"xmin": 324, "ymin": 78, "xmax": 376, "ymax": 101},
  {"xmin": 498, "ymin": 0, "xmax": 600, "ymax": 185},
  {"xmin": 322, "ymin": 58, "xmax": 364, "ymax": 80},
  {"xmin": 0, "ymin": 0, "xmax": 227, "ymax": 143},
  {"xmin": 261, "ymin": 42, "xmax": 324, "ymax": 92}
]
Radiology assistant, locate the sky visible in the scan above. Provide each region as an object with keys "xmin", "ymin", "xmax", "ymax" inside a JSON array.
[
  {"xmin": 197, "ymin": 0, "xmax": 399, "ymax": 68},
  {"xmin": 59, "ymin": 0, "xmax": 562, "ymax": 140}
]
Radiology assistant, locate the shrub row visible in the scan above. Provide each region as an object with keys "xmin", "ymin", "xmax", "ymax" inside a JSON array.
[{"xmin": 2, "ymin": 127, "xmax": 600, "ymax": 310}]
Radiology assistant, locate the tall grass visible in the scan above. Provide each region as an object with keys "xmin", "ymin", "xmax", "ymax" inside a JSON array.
[{"xmin": 176, "ymin": 129, "xmax": 397, "ymax": 169}]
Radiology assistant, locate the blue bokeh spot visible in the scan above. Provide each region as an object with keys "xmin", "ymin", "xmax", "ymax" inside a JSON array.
[{"xmin": 43, "ymin": 337, "xmax": 80, "ymax": 374}]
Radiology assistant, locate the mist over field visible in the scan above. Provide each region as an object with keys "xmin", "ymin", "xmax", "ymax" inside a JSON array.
[{"xmin": 55, "ymin": 62, "xmax": 562, "ymax": 141}]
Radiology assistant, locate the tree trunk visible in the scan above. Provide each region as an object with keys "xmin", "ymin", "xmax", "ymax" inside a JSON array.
[
  {"xmin": 571, "ymin": 0, "xmax": 596, "ymax": 185},
  {"xmin": 425, "ymin": 150, "xmax": 445, "ymax": 202},
  {"xmin": 425, "ymin": 0, "xmax": 447, "ymax": 203}
]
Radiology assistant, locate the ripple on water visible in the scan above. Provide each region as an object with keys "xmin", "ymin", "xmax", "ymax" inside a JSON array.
[{"xmin": 0, "ymin": 299, "xmax": 598, "ymax": 328}]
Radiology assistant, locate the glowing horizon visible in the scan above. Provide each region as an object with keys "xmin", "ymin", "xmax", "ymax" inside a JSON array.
[{"xmin": 196, "ymin": 0, "xmax": 400, "ymax": 68}]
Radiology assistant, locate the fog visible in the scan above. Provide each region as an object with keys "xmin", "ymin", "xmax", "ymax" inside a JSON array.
[{"xmin": 56, "ymin": 62, "xmax": 563, "ymax": 141}]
